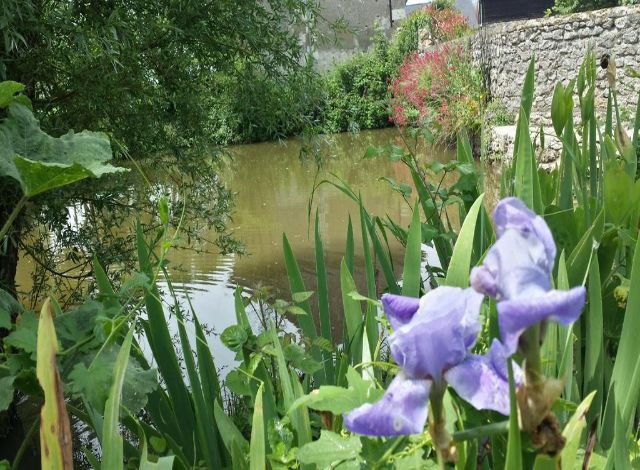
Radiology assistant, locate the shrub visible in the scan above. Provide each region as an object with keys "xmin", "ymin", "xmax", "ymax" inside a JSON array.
[
  {"xmin": 208, "ymin": 65, "xmax": 323, "ymax": 145},
  {"xmin": 551, "ymin": 0, "xmax": 638, "ymax": 14},
  {"xmin": 389, "ymin": 3, "xmax": 472, "ymax": 67},
  {"xmin": 318, "ymin": 27, "xmax": 395, "ymax": 134},
  {"xmin": 390, "ymin": 44, "xmax": 483, "ymax": 142}
]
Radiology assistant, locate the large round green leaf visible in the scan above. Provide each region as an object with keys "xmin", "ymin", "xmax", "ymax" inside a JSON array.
[{"xmin": 0, "ymin": 101, "xmax": 124, "ymax": 197}]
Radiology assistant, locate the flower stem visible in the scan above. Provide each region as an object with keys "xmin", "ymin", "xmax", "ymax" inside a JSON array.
[
  {"xmin": 428, "ymin": 382, "xmax": 455, "ymax": 465},
  {"xmin": 374, "ymin": 437, "xmax": 406, "ymax": 469},
  {"xmin": 521, "ymin": 323, "xmax": 543, "ymax": 385},
  {"xmin": 452, "ymin": 421, "xmax": 509, "ymax": 442}
]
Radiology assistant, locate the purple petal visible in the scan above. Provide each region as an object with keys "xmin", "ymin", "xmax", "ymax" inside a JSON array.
[
  {"xmin": 470, "ymin": 229, "xmax": 551, "ymax": 301},
  {"xmin": 498, "ymin": 287, "xmax": 587, "ymax": 355},
  {"xmin": 416, "ymin": 287, "xmax": 484, "ymax": 349},
  {"xmin": 445, "ymin": 339, "xmax": 523, "ymax": 415},
  {"xmin": 391, "ymin": 287, "xmax": 483, "ymax": 380},
  {"xmin": 470, "ymin": 265, "xmax": 498, "ymax": 298},
  {"xmin": 493, "ymin": 197, "xmax": 556, "ymax": 269},
  {"xmin": 343, "ymin": 373, "xmax": 431, "ymax": 436},
  {"xmin": 381, "ymin": 294, "xmax": 420, "ymax": 330}
]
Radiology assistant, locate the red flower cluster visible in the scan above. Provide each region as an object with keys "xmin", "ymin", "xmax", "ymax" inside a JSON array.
[
  {"xmin": 425, "ymin": 5, "xmax": 471, "ymax": 43},
  {"xmin": 390, "ymin": 44, "xmax": 460, "ymax": 128},
  {"xmin": 389, "ymin": 41, "xmax": 482, "ymax": 141}
]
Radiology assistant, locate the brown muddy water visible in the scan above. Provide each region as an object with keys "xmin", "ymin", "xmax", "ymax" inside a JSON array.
[{"xmin": 16, "ymin": 128, "xmax": 463, "ymax": 376}]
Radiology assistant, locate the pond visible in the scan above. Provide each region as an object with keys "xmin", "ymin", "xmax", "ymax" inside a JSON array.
[
  {"xmin": 16, "ymin": 128, "xmax": 459, "ymax": 377},
  {"xmin": 157, "ymin": 128, "xmax": 459, "ymax": 376}
]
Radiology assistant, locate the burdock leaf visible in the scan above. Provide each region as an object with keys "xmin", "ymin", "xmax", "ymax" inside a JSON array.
[{"xmin": 0, "ymin": 102, "xmax": 124, "ymax": 197}]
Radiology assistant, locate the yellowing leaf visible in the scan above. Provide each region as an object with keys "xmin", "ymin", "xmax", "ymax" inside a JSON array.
[{"xmin": 37, "ymin": 298, "xmax": 73, "ymax": 470}]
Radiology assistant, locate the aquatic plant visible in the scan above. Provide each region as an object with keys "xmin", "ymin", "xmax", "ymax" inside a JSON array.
[
  {"xmin": 343, "ymin": 196, "xmax": 586, "ymax": 461},
  {"xmin": 344, "ymin": 287, "xmax": 520, "ymax": 459}
]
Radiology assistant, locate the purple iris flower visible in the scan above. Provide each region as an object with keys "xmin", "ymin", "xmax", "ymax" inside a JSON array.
[
  {"xmin": 344, "ymin": 287, "xmax": 523, "ymax": 436},
  {"xmin": 470, "ymin": 197, "xmax": 586, "ymax": 355}
]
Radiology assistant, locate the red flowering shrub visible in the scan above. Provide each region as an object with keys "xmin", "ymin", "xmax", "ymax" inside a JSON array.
[
  {"xmin": 389, "ymin": 45, "xmax": 483, "ymax": 142},
  {"xmin": 425, "ymin": 5, "xmax": 471, "ymax": 43},
  {"xmin": 389, "ymin": 4, "xmax": 471, "ymax": 68}
]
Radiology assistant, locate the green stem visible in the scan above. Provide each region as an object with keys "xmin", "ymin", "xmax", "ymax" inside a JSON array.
[
  {"xmin": 429, "ymin": 382, "xmax": 447, "ymax": 426},
  {"xmin": 374, "ymin": 436, "xmax": 406, "ymax": 469},
  {"xmin": 11, "ymin": 416, "xmax": 39, "ymax": 470},
  {"xmin": 452, "ymin": 421, "xmax": 509, "ymax": 442},
  {"xmin": 428, "ymin": 383, "xmax": 452, "ymax": 467},
  {"xmin": 0, "ymin": 195, "xmax": 27, "ymax": 241},
  {"xmin": 521, "ymin": 323, "xmax": 542, "ymax": 385}
]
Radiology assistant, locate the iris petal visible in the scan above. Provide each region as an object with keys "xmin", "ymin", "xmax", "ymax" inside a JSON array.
[
  {"xmin": 343, "ymin": 373, "xmax": 431, "ymax": 436},
  {"xmin": 498, "ymin": 287, "xmax": 587, "ymax": 355},
  {"xmin": 471, "ymin": 229, "xmax": 551, "ymax": 301},
  {"xmin": 493, "ymin": 197, "xmax": 556, "ymax": 267},
  {"xmin": 390, "ymin": 287, "xmax": 483, "ymax": 381},
  {"xmin": 381, "ymin": 294, "xmax": 420, "ymax": 330},
  {"xmin": 391, "ymin": 317, "xmax": 468, "ymax": 382},
  {"xmin": 445, "ymin": 339, "xmax": 523, "ymax": 416}
]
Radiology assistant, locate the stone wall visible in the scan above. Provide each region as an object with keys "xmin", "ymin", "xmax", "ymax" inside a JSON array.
[{"xmin": 423, "ymin": 5, "xmax": 640, "ymax": 127}]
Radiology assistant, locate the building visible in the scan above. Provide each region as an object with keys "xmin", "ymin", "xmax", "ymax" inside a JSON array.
[
  {"xmin": 405, "ymin": 0, "xmax": 554, "ymax": 25},
  {"xmin": 307, "ymin": 0, "xmax": 406, "ymax": 71},
  {"xmin": 480, "ymin": 0, "xmax": 555, "ymax": 23}
]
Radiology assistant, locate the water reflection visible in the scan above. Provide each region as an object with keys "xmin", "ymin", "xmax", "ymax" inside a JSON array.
[
  {"xmin": 160, "ymin": 128, "xmax": 456, "ymax": 374},
  {"xmin": 15, "ymin": 128, "xmax": 458, "ymax": 377}
]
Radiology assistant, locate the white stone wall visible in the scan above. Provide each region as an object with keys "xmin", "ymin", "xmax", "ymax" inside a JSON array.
[{"xmin": 422, "ymin": 5, "xmax": 640, "ymax": 127}]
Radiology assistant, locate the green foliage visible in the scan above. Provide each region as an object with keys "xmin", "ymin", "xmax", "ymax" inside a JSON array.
[
  {"xmin": 444, "ymin": 193, "xmax": 485, "ymax": 287},
  {"xmin": 551, "ymin": 0, "xmax": 636, "ymax": 14},
  {"xmin": 249, "ymin": 385, "xmax": 266, "ymax": 470},
  {"xmin": 297, "ymin": 431, "xmax": 362, "ymax": 468},
  {"xmin": 319, "ymin": 29, "xmax": 395, "ymax": 134},
  {"xmin": 210, "ymin": 65, "xmax": 324, "ymax": 145},
  {"xmin": 1, "ymin": 0, "xmax": 321, "ymax": 156},
  {"xmin": 402, "ymin": 203, "xmax": 423, "ymax": 297},
  {"xmin": 389, "ymin": 3, "xmax": 471, "ymax": 68},
  {"xmin": 0, "ymin": 81, "xmax": 124, "ymax": 264},
  {"xmin": 390, "ymin": 45, "xmax": 484, "ymax": 143},
  {"xmin": 484, "ymin": 99, "xmax": 516, "ymax": 127},
  {"xmin": 0, "ymin": 101, "xmax": 122, "ymax": 198},
  {"xmin": 389, "ymin": 9, "xmax": 434, "ymax": 67},
  {"xmin": 289, "ymin": 367, "xmax": 383, "ymax": 415},
  {"xmin": 101, "ymin": 326, "xmax": 135, "ymax": 470},
  {"xmin": 318, "ymin": 3, "xmax": 474, "ymax": 138},
  {"xmin": 7, "ymin": 24, "xmax": 640, "ymax": 468},
  {"xmin": 68, "ymin": 348, "xmax": 156, "ymax": 415},
  {"xmin": 499, "ymin": 52, "xmax": 640, "ymax": 463}
]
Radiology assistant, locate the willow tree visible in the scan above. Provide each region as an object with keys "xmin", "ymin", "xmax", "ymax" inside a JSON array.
[
  {"xmin": 0, "ymin": 0, "xmax": 321, "ymax": 296},
  {"xmin": 2, "ymin": 0, "xmax": 320, "ymax": 153}
]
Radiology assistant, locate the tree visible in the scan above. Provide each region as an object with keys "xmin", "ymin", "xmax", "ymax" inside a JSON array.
[
  {"xmin": 0, "ymin": 0, "xmax": 321, "ymax": 296},
  {"xmin": 1, "ymin": 0, "xmax": 320, "ymax": 155}
]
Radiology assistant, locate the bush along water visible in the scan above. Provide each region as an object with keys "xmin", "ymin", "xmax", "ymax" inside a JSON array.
[
  {"xmin": 207, "ymin": 3, "xmax": 475, "ymax": 143},
  {"xmin": 3, "ymin": 50, "xmax": 640, "ymax": 468},
  {"xmin": 390, "ymin": 44, "xmax": 484, "ymax": 144},
  {"xmin": 388, "ymin": 1, "xmax": 472, "ymax": 67},
  {"xmin": 315, "ymin": 3, "xmax": 473, "ymax": 137}
]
